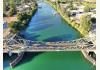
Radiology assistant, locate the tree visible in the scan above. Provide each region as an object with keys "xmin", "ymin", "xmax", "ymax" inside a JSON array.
[
  {"xmin": 69, "ymin": 2, "xmax": 74, "ymax": 10},
  {"xmin": 21, "ymin": 0, "xmax": 31, "ymax": 4},
  {"xmin": 80, "ymin": 15, "xmax": 92, "ymax": 34},
  {"xmin": 3, "ymin": 0, "xmax": 6, "ymax": 13},
  {"xmin": 9, "ymin": 0, "xmax": 16, "ymax": 16},
  {"xmin": 65, "ymin": 10, "xmax": 70, "ymax": 17},
  {"xmin": 84, "ymin": 6, "xmax": 90, "ymax": 12},
  {"xmin": 3, "ymin": 0, "xmax": 10, "ymax": 16}
]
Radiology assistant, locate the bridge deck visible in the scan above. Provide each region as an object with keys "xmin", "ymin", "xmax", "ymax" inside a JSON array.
[{"xmin": 3, "ymin": 34, "xmax": 96, "ymax": 53}]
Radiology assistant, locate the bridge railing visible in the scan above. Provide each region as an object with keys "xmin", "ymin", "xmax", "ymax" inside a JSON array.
[
  {"xmin": 3, "ymin": 37, "xmax": 92, "ymax": 46},
  {"xmin": 3, "ymin": 43, "xmax": 96, "ymax": 52},
  {"xmin": 3, "ymin": 35, "xmax": 96, "ymax": 52}
]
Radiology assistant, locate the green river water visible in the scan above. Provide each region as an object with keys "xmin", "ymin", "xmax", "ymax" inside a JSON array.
[
  {"xmin": 4, "ymin": 52, "xmax": 96, "ymax": 70},
  {"xmin": 3, "ymin": 1, "xmax": 96, "ymax": 70}
]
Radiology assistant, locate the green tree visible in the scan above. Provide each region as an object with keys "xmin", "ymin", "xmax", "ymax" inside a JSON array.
[
  {"xmin": 65, "ymin": 10, "xmax": 70, "ymax": 17},
  {"xmin": 3, "ymin": 0, "xmax": 6, "ymax": 13},
  {"xmin": 69, "ymin": 2, "xmax": 74, "ymax": 10},
  {"xmin": 80, "ymin": 15, "xmax": 92, "ymax": 34},
  {"xmin": 9, "ymin": 0, "xmax": 16, "ymax": 16},
  {"xmin": 84, "ymin": 6, "xmax": 90, "ymax": 12},
  {"xmin": 3, "ymin": 1, "xmax": 6, "ymax": 17}
]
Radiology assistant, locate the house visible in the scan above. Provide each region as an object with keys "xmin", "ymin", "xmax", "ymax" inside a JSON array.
[{"xmin": 17, "ymin": 4, "xmax": 31, "ymax": 13}]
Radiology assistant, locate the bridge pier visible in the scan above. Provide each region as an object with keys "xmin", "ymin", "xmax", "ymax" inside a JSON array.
[
  {"xmin": 81, "ymin": 50, "xmax": 96, "ymax": 65},
  {"xmin": 10, "ymin": 52, "xmax": 24, "ymax": 68}
]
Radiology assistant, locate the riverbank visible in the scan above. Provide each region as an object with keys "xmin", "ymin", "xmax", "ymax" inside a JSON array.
[
  {"xmin": 46, "ymin": 1, "xmax": 88, "ymax": 37},
  {"xmin": 7, "ymin": 3, "xmax": 38, "ymax": 34}
]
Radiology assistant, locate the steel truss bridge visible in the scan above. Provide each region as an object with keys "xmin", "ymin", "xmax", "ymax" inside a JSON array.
[{"xmin": 3, "ymin": 34, "xmax": 96, "ymax": 53}]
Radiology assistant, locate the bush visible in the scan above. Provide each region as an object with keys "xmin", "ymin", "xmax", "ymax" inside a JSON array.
[
  {"xmin": 65, "ymin": 11, "xmax": 70, "ymax": 17},
  {"xmin": 8, "ymin": 21, "xmax": 15, "ymax": 28},
  {"xmin": 84, "ymin": 6, "xmax": 90, "ymax": 12},
  {"xmin": 80, "ymin": 15, "xmax": 92, "ymax": 33}
]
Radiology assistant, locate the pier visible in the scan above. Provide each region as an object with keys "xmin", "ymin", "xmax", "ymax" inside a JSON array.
[
  {"xmin": 81, "ymin": 50, "xmax": 96, "ymax": 65},
  {"xmin": 10, "ymin": 52, "xmax": 24, "ymax": 68}
]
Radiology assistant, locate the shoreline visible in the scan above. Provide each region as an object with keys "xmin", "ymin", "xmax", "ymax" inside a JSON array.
[
  {"xmin": 45, "ymin": 1, "xmax": 87, "ymax": 37},
  {"xmin": 3, "ymin": 7, "xmax": 37, "ymax": 38},
  {"xmin": 5, "ymin": 4, "xmax": 38, "ymax": 34}
]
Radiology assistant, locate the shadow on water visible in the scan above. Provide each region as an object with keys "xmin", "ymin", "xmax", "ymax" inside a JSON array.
[
  {"xmin": 3, "ymin": 53, "xmax": 10, "ymax": 69},
  {"xmin": 43, "ymin": 36, "xmax": 63, "ymax": 42},
  {"xmin": 19, "ymin": 32, "xmax": 81, "ymax": 42},
  {"xmin": 43, "ymin": 34, "xmax": 79, "ymax": 42},
  {"xmin": 19, "ymin": 33, "xmax": 41, "ymax": 41},
  {"xmin": 4, "ymin": 53, "xmax": 22, "ymax": 69},
  {"xmin": 28, "ymin": 23, "xmax": 53, "ymax": 32},
  {"xmin": 31, "ymin": 15, "xmax": 54, "ymax": 23},
  {"xmin": 4, "ymin": 52, "xmax": 43, "ymax": 69},
  {"xmin": 15, "ymin": 52, "xmax": 43, "ymax": 68},
  {"xmin": 10, "ymin": 53, "xmax": 18, "ymax": 62},
  {"xmin": 19, "ymin": 23, "xmax": 53, "ymax": 41}
]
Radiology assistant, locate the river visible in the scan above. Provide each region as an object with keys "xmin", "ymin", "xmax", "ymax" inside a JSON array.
[
  {"xmin": 3, "ymin": 1, "xmax": 95, "ymax": 70},
  {"xmin": 4, "ymin": 52, "xmax": 96, "ymax": 70},
  {"xmin": 19, "ymin": 2, "xmax": 81, "ymax": 41}
]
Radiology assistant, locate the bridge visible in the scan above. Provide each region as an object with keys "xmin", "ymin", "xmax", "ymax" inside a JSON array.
[
  {"xmin": 10, "ymin": 52, "xmax": 24, "ymax": 68},
  {"xmin": 3, "ymin": 34, "xmax": 96, "ymax": 67},
  {"xmin": 3, "ymin": 34, "xmax": 96, "ymax": 53}
]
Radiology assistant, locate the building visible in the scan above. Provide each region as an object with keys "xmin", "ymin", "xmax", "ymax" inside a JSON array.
[{"xmin": 17, "ymin": 4, "xmax": 31, "ymax": 13}]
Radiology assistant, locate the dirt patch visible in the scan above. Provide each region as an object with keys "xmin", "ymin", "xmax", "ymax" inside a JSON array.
[{"xmin": 4, "ymin": 16, "xmax": 17, "ymax": 23}]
